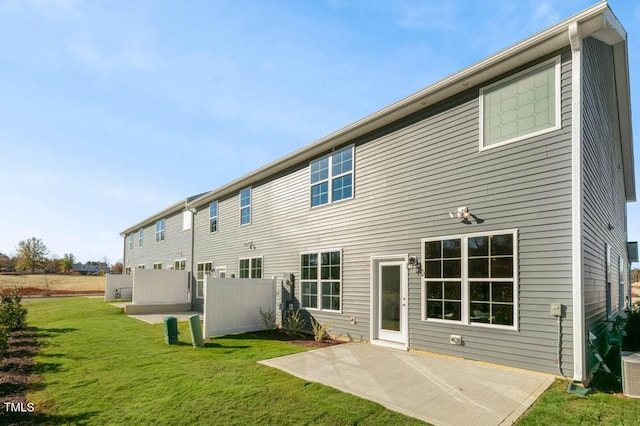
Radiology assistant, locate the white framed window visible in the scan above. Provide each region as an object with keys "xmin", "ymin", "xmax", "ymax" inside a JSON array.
[
  {"xmin": 174, "ymin": 259, "xmax": 186, "ymax": 271},
  {"xmin": 209, "ymin": 201, "xmax": 219, "ymax": 233},
  {"xmin": 137, "ymin": 264, "xmax": 145, "ymax": 269},
  {"xmin": 480, "ymin": 56, "xmax": 560, "ymax": 150},
  {"xmin": 240, "ymin": 188, "xmax": 251, "ymax": 225},
  {"xmin": 129, "ymin": 234, "xmax": 133, "ymax": 250},
  {"xmin": 300, "ymin": 250, "xmax": 342, "ymax": 311},
  {"xmin": 155, "ymin": 219, "xmax": 165, "ymax": 242},
  {"xmin": 238, "ymin": 257, "xmax": 262, "ymax": 278},
  {"xmin": 153, "ymin": 262, "xmax": 162, "ymax": 270},
  {"xmin": 422, "ymin": 230, "xmax": 518, "ymax": 329},
  {"xmin": 138, "ymin": 229, "xmax": 143, "ymax": 248},
  {"xmin": 310, "ymin": 146, "xmax": 353, "ymax": 207},
  {"xmin": 196, "ymin": 262, "xmax": 212, "ymax": 299}
]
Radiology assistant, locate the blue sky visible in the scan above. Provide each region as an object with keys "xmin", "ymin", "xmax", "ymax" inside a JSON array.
[{"xmin": 0, "ymin": 0, "xmax": 638, "ymax": 264}]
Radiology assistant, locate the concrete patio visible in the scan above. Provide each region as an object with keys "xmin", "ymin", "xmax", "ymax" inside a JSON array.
[
  {"xmin": 259, "ymin": 343, "xmax": 555, "ymax": 426},
  {"xmin": 110, "ymin": 302, "xmax": 202, "ymax": 324}
]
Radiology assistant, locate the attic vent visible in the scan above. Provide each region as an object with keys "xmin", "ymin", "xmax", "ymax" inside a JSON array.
[{"xmin": 621, "ymin": 352, "xmax": 640, "ymax": 398}]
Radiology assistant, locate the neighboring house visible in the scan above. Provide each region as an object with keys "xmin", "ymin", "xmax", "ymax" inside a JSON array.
[
  {"xmin": 120, "ymin": 193, "xmax": 204, "ymax": 278},
  {"xmin": 72, "ymin": 262, "xmax": 110, "ymax": 275},
  {"xmin": 120, "ymin": 2, "xmax": 635, "ymax": 384}
]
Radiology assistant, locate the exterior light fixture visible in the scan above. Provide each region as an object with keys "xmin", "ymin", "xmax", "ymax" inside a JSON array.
[
  {"xmin": 448, "ymin": 206, "xmax": 471, "ymax": 219},
  {"xmin": 408, "ymin": 256, "xmax": 423, "ymax": 276}
]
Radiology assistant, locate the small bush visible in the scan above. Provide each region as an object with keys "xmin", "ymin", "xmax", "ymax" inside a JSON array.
[
  {"xmin": 624, "ymin": 302, "xmax": 640, "ymax": 351},
  {"xmin": 284, "ymin": 309, "xmax": 305, "ymax": 337},
  {"xmin": 0, "ymin": 288, "xmax": 28, "ymax": 331},
  {"xmin": 259, "ymin": 307, "xmax": 276, "ymax": 331},
  {"xmin": 0, "ymin": 325, "xmax": 7, "ymax": 358},
  {"xmin": 311, "ymin": 318, "xmax": 332, "ymax": 343}
]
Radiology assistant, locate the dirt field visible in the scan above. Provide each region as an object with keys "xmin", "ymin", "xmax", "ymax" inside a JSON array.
[{"xmin": 0, "ymin": 274, "xmax": 104, "ymax": 295}]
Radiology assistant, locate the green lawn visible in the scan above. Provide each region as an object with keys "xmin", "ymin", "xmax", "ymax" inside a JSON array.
[
  {"xmin": 14, "ymin": 297, "xmax": 640, "ymax": 425},
  {"xmin": 22, "ymin": 297, "xmax": 424, "ymax": 425}
]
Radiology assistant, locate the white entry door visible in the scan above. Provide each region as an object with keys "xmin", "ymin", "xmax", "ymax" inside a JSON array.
[{"xmin": 375, "ymin": 259, "xmax": 408, "ymax": 347}]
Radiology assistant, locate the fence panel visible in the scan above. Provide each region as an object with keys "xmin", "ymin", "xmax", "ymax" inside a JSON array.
[
  {"xmin": 132, "ymin": 269, "xmax": 189, "ymax": 304},
  {"xmin": 104, "ymin": 274, "xmax": 133, "ymax": 301},
  {"xmin": 203, "ymin": 277, "xmax": 275, "ymax": 337}
]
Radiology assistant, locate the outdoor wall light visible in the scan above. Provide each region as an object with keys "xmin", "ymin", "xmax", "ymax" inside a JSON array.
[
  {"xmin": 244, "ymin": 240, "xmax": 256, "ymax": 250},
  {"xmin": 408, "ymin": 256, "xmax": 423, "ymax": 276},
  {"xmin": 448, "ymin": 206, "xmax": 471, "ymax": 220}
]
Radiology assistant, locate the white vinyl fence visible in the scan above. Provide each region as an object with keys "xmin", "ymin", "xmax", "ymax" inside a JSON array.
[
  {"xmin": 203, "ymin": 277, "xmax": 276, "ymax": 337},
  {"xmin": 132, "ymin": 269, "xmax": 189, "ymax": 305},
  {"xmin": 104, "ymin": 274, "xmax": 133, "ymax": 301}
]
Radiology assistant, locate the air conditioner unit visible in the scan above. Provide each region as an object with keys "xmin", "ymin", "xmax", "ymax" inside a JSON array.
[{"xmin": 621, "ymin": 352, "xmax": 640, "ymax": 398}]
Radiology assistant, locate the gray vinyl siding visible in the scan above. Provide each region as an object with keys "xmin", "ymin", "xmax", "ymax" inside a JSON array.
[
  {"xmin": 402, "ymin": 50, "xmax": 574, "ymax": 376},
  {"xmin": 581, "ymin": 37, "xmax": 629, "ymax": 376},
  {"xmin": 124, "ymin": 211, "xmax": 192, "ymax": 276},
  {"xmin": 187, "ymin": 50, "xmax": 575, "ymax": 375}
]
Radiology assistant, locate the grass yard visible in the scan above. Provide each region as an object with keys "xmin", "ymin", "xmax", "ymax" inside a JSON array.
[
  {"xmin": 8, "ymin": 297, "xmax": 640, "ymax": 425},
  {"xmin": 0, "ymin": 274, "xmax": 104, "ymax": 295},
  {"xmin": 20, "ymin": 297, "xmax": 424, "ymax": 425},
  {"xmin": 518, "ymin": 379, "xmax": 640, "ymax": 425}
]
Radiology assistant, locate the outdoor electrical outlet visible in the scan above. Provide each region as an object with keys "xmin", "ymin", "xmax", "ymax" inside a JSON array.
[
  {"xmin": 449, "ymin": 335, "xmax": 462, "ymax": 345},
  {"xmin": 550, "ymin": 303, "xmax": 562, "ymax": 316},
  {"xmin": 350, "ymin": 316, "xmax": 356, "ymax": 324}
]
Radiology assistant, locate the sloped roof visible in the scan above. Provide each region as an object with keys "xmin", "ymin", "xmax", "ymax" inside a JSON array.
[
  {"xmin": 186, "ymin": 1, "xmax": 633, "ymax": 208},
  {"xmin": 122, "ymin": 1, "xmax": 634, "ymax": 235}
]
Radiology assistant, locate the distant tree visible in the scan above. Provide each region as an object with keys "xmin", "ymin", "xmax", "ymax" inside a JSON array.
[
  {"xmin": 111, "ymin": 262, "xmax": 123, "ymax": 275},
  {"xmin": 60, "ymin": 253, "xmax": 76, "ymax": 272},
  {"xmin": 16, "ymin": 237, "xmax": 49, "ymax": 273},
  {"xmin": 632, "ymin": 269, "xmax": 640, "ymax": 284},
  {"xmin": 44, "ymin": 256, "xmax": 60, "ymax": 273},
  {"xmin": 0, "ymin": 253, "xmax": 11, "ymax": 270}
]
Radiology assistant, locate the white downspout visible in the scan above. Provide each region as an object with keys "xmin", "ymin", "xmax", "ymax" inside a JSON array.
[{"xmin": 569, "ymin": 21, "xmax": 585, "ymax": 383}]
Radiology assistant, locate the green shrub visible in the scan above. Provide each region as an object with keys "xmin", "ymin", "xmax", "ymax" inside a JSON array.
[
  {"xmin": 258, "ymin": 307, "xmax": 276, "ymax": 331},
  {"xmin": 284, "ymin": 309, "xmax": 305, "ymax": 337},
  {"xmin": 0, "ymin": 288, "xmax": 28, "ymax": 331},
  {"xmin": 624, "ymin": 302, "xmax": 640, "ymax": 351},
  {"xmin": 0, "ymin": 325, "xmax": 7, "ymax": 358},
  {"xmin": 311, "ymin": 318, "xmax": 332, "ymax": 343}
]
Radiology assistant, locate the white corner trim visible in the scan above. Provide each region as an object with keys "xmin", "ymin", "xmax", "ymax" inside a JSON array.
[{"xmin": 569, "ymin": 21, "xmax": 585, "ymax": 383}]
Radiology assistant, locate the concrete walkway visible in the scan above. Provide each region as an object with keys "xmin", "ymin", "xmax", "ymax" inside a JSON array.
[
  {"xmin": 109, "ymin": 303, "xmax": 201, "ymax": 324},
  {"xmin": 126, "ymin": 311, "xmax": 202, "ymax": 324},
  {"xmin": 259, "ymin": 343, "xmax": 554, "ymax": 426}
]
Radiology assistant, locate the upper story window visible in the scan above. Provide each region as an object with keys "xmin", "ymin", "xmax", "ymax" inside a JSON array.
[
  {"xmin": 480, "ymin": 56, "xmax": 560, "ymax": 150},
  {"xmin": 153, "ymin": 262, "xmax": 162, "ymax": 270},
  {"xmin": 310, "ymin": 146, "xmax": 353, "ymax": 207},
  {"xmin": 209, "ymin": 202, "xmax": 218, "ymax": 233},
  {"xmin": 155, "ymin": 219, "xmax": 165, "ymax": 242},
  {"xmin": 129, "ymin": 234, "xmax": 133, "ymax": 250},
  {"xmin": 240, "ymin": 188, "xmax": 251, "ymax": 225},
  {"xmin": 423, "ymin": 230, "xmax": 517, "ymax": 329},
  {"xmin": 138, "ymin": 229, "xmax": 143, "ymax": 248}
]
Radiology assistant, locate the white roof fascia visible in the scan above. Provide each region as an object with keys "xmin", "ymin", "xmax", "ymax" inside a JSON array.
[{"xmin": 119, "ymin": 199, "xmax": 188, "ymax": 236}]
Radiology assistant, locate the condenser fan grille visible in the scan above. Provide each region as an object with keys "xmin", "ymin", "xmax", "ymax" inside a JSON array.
[{"xmin": 621, "ymin": 352, "xmax": 640, "ymax": 399}]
